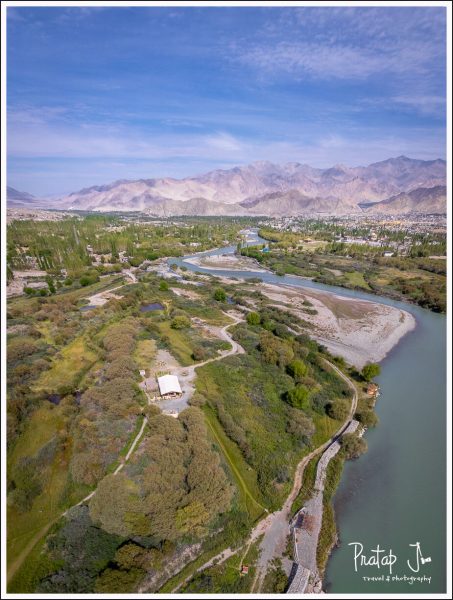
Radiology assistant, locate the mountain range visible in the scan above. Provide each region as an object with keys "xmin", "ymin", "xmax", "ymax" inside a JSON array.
[{"xmin": 7, "ymin": 156, "xmax": 446, "ymax": 216}]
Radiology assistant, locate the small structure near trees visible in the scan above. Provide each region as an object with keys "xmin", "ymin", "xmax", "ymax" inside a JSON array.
[
  {"xmin": 157, "ymin": 374, "xmax": 182, "ymax": 399},
  {"xmin": 366, "ymin": 382, "xmax": 380, "ymax": 397}
]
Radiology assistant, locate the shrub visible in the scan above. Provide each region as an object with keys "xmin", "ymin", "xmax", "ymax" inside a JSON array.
[
  {"xmin": 79, "ymin": 274, "xmax": 99, "ymax": 287},
  {"xmin": 192, "ymin": 346, "xmax": 207, "ymax": 361},
  {"xmin": 170, "ymin": 315, "xmax": 191, "ymax": 329},
  {"xmin": 159, "ymin": 280, "xmax": 169, "ymax": 291},
  {"xmin": 287, "ymin": 359, "xmax": 308, "ymax": 380},
  {"xmin": 286, "ymin": 385, "xmax": 310, "ymax": 410},
  {"xmin": 326, "ymin": 398, "xmax": 349, "ymax": 421},
  {"xmin": 246, "ymin": 312, "xmax": 261, "ymax": 326},
  {"xmin": 213, "ymin": 288, "xmax": 226, "ymax": 302},
  {"xmin": 361, "ymin": 362, "xmax": 381, "ymax": 382},
  {"xmin": 341, "ymin": 432, "xmax": 367, "ymax": 459}
]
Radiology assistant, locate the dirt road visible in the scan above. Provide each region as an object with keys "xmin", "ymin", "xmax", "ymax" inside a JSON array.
[{"xmin": 251, "ymin": 358, "xmax": 358, "ymax": 592}]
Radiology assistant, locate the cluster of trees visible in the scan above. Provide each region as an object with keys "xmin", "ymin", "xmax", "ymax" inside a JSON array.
[
  {"xmin": 7, "ymin": 216, "xmax": 246, "ymax": 280},
  {"xmin": 37, "ymin": 505, "xmax": 124, "ymax": 593},
  {"xmin": 246, "ymin": 226, "xmax": 447, "ymax": 314},
  {"xmin": 393, "ymin": 275, "xmax": 446, "ymax": 313},
  {"xmin": 196, "ymin": 313, "xmax": 352, "ymax": 504},
  {"xmin": 7, "ymin": 307, "xmax": 53, "ymax": 444},
  {"xmin": 70, "ymin": 318, "xmax": 142, "ymax": 486},
  {"xmin": 8, "ymin": 437, "xmax": 58, "ymax": 513},
  {"xmin": 89, "ymin": 408, "xmax": 232, "ymax": 543}
]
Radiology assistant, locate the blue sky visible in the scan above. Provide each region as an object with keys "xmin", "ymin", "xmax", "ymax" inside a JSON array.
[{"xmin": 7, "ymin": 5, "xmax": 446, "ymax": 196}]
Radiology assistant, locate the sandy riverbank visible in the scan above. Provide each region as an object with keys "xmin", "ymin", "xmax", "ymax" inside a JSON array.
[
  {"xmin": 158, "ymin": 257, "xmax": 416, "ymax": 369},
  {"xmin": 184, "ymin": 253, "xmax": 267, "ymax": 273},
  {"xmin": 254, "ymin": 283, "xmax": 416, "ymax": 369}
]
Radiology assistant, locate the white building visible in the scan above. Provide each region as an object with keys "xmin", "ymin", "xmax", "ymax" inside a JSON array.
[{"xmin": 157, "ymin": 374, "xmax": 182, "ymax": 398}]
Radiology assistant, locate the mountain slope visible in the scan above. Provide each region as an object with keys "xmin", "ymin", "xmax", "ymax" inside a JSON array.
[
  {"xmin": 364, "ymin": 185, "xmax": 446, "ymax": 214},
  {"xmin": 13, "ymin": 156, "xmax": 446, "ymax": 215},
  {"xmin": 7, "ymin": 187, "xmax": 44, "ymax": 208},
  {"xmin": 240, "ymin": 189, "xmax": 358, "ymax": 216}
]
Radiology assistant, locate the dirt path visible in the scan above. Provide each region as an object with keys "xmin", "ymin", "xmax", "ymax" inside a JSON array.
[
  {"xmin": 250, "ymin": 358, "xmax": 358, "ymax": 592},
  {"xmin": 7, "ymin": 520, "xmax": 59, "ymax": 586},
  {"xmin": 158, "ymin": 311, "xmax": 245, "ymax": 415},
  {"xmin": 164, "ymin": 358, "xmax": 359, "ymax": 594},
  {"xmin": 7, "ymin": 312, "xmax": 245, "ymax": 587},
  {"xmin": 84, "ymin": 269, "xmax": 137, "ymax": 306},
  {"xmin": 7, "ymin": 410, "xmax": 150, "ymax": 586}
]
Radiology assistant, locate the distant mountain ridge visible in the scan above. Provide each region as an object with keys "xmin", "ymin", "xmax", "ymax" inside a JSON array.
[
  {"xmin": 7, "ymin": 186, "xmax": 44, "ymax": 208},
  {"xmin": 8, "ymin": 156, "xmax": 446, "ymax": 216}
]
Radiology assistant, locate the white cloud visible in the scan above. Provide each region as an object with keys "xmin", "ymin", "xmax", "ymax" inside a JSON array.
[
  {"xmin": 391, "ymin": 95, "xmax": 446, "ymax": 116},
  {"xmin": 205, "ymin": 132, "xmax": 244, "ymax": 152},
  {"xmin": 235, "ymin": 37, "xmax": 441, "ymax": 82}
]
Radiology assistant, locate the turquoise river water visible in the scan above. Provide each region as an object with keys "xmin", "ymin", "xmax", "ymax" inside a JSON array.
[{"xmin": 170, "ymin": 231, "xmax": 446, "ymax": 593}]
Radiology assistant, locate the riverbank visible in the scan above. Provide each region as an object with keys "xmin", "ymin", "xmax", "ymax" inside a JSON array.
[
  {"xmin": 170, "ymin": 241, "xmax": 445, "ymax": 594},
  {"xmin": 250, "ymin": 282, "xmax": 416, "ymax": 369},
  {"xmin": 184, "ymin": 253, "xmax": 267, "ymax": 273}
]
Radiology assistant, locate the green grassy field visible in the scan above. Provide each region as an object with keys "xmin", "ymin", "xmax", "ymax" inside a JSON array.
[
  {"xmin": 33, "ymin": 335, "xmax": 98, "ymax": 394},
  {"xmin": 157, "ymin": 321, "xmax": 195, "ymax": 365},
  {"xmin": 133, "ymin": 339, "xmax": 157, "ymax": 372},
  {"xmin": 342, "ymin": 271, "xmax": 371, "ymax": 290},
  {"xmin": 311, "ymin": 412, "xmax": 343, "ymax": 448},
  {"xmin": 203, "ymin": 405, "xmax": 266, "ymax": 522},
  {"xmin": 7, "ymin": 404, "xmax": 90, "ymax": 577}
]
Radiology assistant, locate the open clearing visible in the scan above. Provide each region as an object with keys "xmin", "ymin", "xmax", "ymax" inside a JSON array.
[
  {"xmin": 203, "ymin": 405, "xmax": 266, "ymax": 522},
  {"xmin": 7, "ymin": 404, "xmax": 89, "ymax": 575},
  {"xmin": 34, "ymin": 335, "xmax": 97, "ymax": 393}
]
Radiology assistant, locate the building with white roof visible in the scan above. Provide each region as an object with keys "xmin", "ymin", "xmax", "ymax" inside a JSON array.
[{"xmin": 157, "ymin": 374, "xmax": 182, "ymax": 398}]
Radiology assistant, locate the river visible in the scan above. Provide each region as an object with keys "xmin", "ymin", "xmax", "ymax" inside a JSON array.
[{"xmin": 169, "ymin": 229, "xmax": 446, "ymax": 594}]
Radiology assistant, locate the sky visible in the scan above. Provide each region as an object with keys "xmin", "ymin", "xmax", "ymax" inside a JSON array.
[{"xmin": 7, "ymin": 4, "xmax": 447, "ymax": 196}]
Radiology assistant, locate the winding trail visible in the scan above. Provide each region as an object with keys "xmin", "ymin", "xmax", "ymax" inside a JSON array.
[
  {"xmin": 7, "ymin": 310, "xmax": 246, "ymax": 587},
  {"xmin": 157, "ymin": 311, "xmax": 245, "ymax": 415},
  {"xmin": 250, "ymin": 357, "xmax": 358, "ymax": 592},
  {"xmin": 163, "ymin": 357, "xmax": 359, "ymax": 594}
]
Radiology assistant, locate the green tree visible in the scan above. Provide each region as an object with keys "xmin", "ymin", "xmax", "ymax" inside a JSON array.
[
  {"xmin": 341, "ymin": 432, "xmax": 368, "ymax": 459},
  {"xmin": 159, "ymin": 280, "xmax": 169, "ymax": 291},
  {"xmin": 326, "ymin": 398, "xmax": 349, "ymax": 421},
  {"xmin": 246, "ymin": 311, "xmax": 261, "ymax": 326},
  {"xmin": 95, "ymin": 567, "xmax": 145, "ymax": 593},
  {"xmin": 287, "ymin": 359, "xmax": 308, "ymax": 380},
  {"xmin": 213, "ymin": 288, "xmax": 226, "ymax": 302},
  {"xmin": 361, "ymin": 362, "xmax": 381, "ymax": 382},
  {"xmin": 171, "ymin": 315, "xmax": 191, "ymax": 329},
  {"xmin": 286, "ymin": 385, "xmax": 310, "ymax": 410},
  {"xmin": 175, "ymin": 500, "xmax": 209, "ymax": 536},
  {"xmin": 354, "ymin": 409, "xmax": 379, "ymax": 428},
  {"xmin": 89, "ymin": 473, "xmax": 145, "ymax": 537}
]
